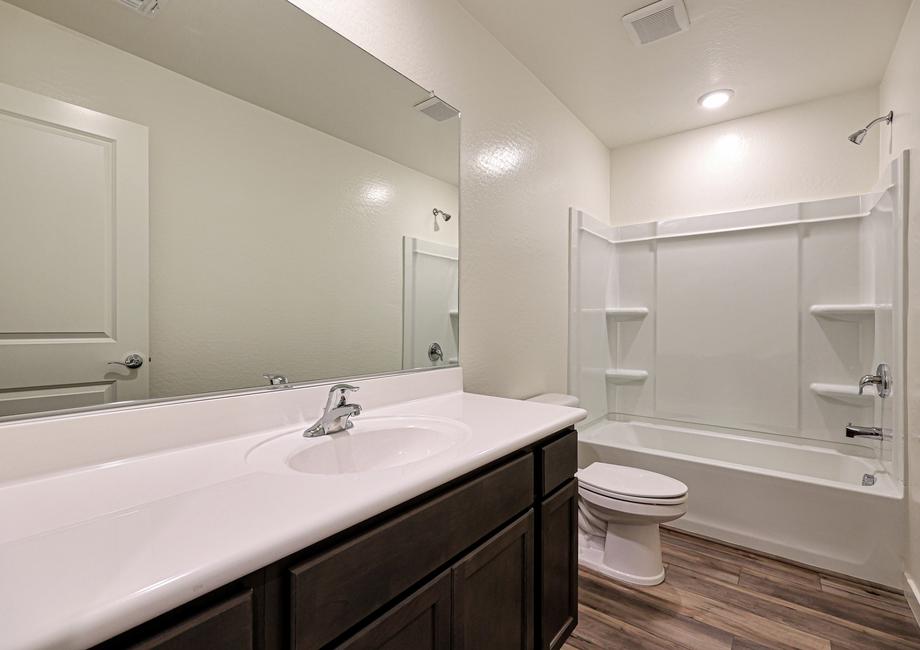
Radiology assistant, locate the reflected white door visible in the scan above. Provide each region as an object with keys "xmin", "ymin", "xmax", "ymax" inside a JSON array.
[{"xmin": 0, "ymin": 82, "xmax": 149, "ymax": 417}]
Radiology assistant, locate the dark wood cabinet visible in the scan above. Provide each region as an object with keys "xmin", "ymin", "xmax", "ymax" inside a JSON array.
[
  {"xmin": 538, "ymin": 479, "xmax": 579, "ymax": 650},
  {"xmin": 94, "ymin": 427, "xmax": 577, "ymax": 650},
  {"xmin": 539, "ymin": 429, "xmax": 577, "ymax": 496},
  {"xmin": 289, "ymin": 454, "xmax": 533, "ymax": 650},
  {"xmin": 95, "ymin": 588, "xmax": 254, "ymax": 650},
  {"xmin": 337, "ymin": 571, "xmax": 451, "ymax": 649},
  {"xmin": 452, "ymin": 511, "xmax": 535, "ymax": 650}
]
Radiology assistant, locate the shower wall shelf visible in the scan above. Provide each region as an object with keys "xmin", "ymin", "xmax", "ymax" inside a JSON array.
[
  {"xmin": 605, "ymin": 307, "xmax": 649, "ymax": 321},
  {"xmin": 809, "ymin": 382, "xmax": 873, "ymax": 403},
  {"xmin": 809, "ymin": 304, "xmax": 892, "ymax": 321},
  {"xmin": 449, "ymin": 309, "xmax": 459, "ymax": 318},
  {"xmin": 605, "ymin": 369, "xmax": 649, "ymax": 384}
]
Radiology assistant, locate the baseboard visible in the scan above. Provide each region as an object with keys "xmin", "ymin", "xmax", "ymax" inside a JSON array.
[{"xmin": 904, "ymin": 572, "xmax": 920, "ymax": 631}]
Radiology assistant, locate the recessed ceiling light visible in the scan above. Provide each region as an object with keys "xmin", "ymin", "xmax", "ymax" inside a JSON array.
[{"xmin": 698, "ymin": 89, "xmax": 734, "ymax": 110}]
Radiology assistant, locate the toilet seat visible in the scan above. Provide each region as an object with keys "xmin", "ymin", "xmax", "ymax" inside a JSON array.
[
  {"xmin": 577, "ymin": 463, "xmax": 688, "ymax": 505},
  {"xmin": 580, "ymin": 483, "xmax": 688, "ymax": 506}
]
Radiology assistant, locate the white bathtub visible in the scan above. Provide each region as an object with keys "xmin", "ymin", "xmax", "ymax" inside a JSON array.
[{"xmin": 578, "ymin": 418, "xmax": 904, "ymax": 587}]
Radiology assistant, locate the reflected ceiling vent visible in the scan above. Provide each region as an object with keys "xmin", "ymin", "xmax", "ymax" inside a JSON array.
[
  {"xmin": 116, "ymin": 0, "xmax": 165, "ymax": 16},
  {"xmin": 414, "ymin": 94, "xmax": 459, "ymax": 122},
  {"xmin": 622, "ymin": 0, "xmax": 690, "ymax": 46}
]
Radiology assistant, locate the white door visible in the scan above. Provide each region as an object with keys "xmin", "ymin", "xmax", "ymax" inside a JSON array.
[{"xmin": 0, "ymin": 82, "xmax": 149, "ymax": 418}]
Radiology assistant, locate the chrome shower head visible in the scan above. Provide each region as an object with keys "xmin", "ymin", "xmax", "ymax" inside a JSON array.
[
  {"xmin": 848, "ymin": 129, "xmax": 867, "ymax": 145},
  {"xmin": 432, "ymin": 208, "xmax": 452, "ymax": 232},
  {"xmin": 848, "ymin": 110, "xmax": 893, "ymax": 145}
]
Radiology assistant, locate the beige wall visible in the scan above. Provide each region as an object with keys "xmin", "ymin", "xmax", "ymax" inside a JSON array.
[
  {"xmin": 879, "ymin": 0, "xmax": 920, "ymax": 604},
  {"xmin": 0, "ymin": 1, "xmax": 459, "ymax": 398},
  {"xmin": 289, "ymin": 0, "xmax": 611, "ymax": 399},
  {"xmin": 609, "ymin": 89, "xmax": 881, "ymax": 225}
]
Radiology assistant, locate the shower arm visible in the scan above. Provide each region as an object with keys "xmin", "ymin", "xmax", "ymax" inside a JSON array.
[{"xmin": 863, "ymin": 111, "xmax": 894, "ymax": 132}]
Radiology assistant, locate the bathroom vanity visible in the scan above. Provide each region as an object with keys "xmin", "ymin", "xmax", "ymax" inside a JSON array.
[
  {"xmin": 94, "ymin": 427, "xmax": 578, "ymax": 650},
  {"xmin": 0, "ymin": 369, "xmax": 585, "ymax": 649}
]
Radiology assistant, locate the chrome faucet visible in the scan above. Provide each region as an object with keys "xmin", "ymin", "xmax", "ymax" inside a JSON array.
[
  {"xmin": 304, "ymin": 384, "xmax": 362, "ymax": 437},
  {"xmin": 858, "ymin": 363, "xmax": 891, "ymax": 398},
  {"xmin": 263, "ymin": 373, "xmax": 289, "ymax": 387}
]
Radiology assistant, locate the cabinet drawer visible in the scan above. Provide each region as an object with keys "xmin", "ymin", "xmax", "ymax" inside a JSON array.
[
  {"xmin": 95, "ymin": 589, "xmax": 253, "ymax": 650},
  {"xmin": 338, "ymin": 570, "xmax": 451, "ymax": 649},
  {"xmin": 289, "ymin": 453, "xmax": 534, "ymax": 650},
  {"xmin": 539, "ymin": 429, "xmax": 577, "ymax": 496}
]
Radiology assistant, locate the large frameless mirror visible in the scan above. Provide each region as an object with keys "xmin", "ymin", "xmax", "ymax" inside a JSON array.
[{"xmin": 0, "ymin": 0, "xmax": 459, "ymax": 420}]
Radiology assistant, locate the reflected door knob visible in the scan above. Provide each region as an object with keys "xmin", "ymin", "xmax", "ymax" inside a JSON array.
[{"xmin": 108, "ymin": 354, "xmax": 145, "ymax": 369}]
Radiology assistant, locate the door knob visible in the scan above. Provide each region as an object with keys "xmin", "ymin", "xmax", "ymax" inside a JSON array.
[{"xmin": 108, "ymin": 354, "xmax": 144, "ymax": 369}]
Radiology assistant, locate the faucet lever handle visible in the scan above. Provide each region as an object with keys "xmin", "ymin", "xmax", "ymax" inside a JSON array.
[
  {"xmin": 329, "ymin": 383, "xmax": 360, "ymax": 406},
  {"xmin": 262, "ymin": 373, "xmax": 289, "ymax": 386}
]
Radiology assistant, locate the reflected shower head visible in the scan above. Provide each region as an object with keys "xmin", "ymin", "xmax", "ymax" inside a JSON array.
[
  {"xmin": 848, "ymin": 111, "xmax": 893, "ymax": 145},
  {"xmin": 432, "ymin": 208, "xmax": 452, "ymax": 232}
]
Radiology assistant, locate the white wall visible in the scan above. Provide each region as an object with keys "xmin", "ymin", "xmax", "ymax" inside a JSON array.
[
  {"xmin": 289, "ymin": 0, "xmax": 611, "ymax": 398},
  {"xmin": 0, "ymin": 1, "xmax": 458, "ymax": 398},
  {"xmin": 609, "ymin": 89, "xmax": 881, "ymax": 225},
  {"xmin": 878, "ymin": 0, "xmax": 920, "ymax": 607}
]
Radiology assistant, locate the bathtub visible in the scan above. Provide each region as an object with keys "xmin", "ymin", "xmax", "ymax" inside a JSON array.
[{"xmin": 578, "ymin": 418, "xmax": 904, "ymax": 587}]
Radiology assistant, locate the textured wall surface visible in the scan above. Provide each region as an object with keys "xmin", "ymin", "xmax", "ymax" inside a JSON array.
[
  {"xmin": 288, "ymin": 0, "xmax": 611, "ymax": 398},
  {"xmin": 879, "ymin": 0, "xmax": 920, "ymax": 602},
  {"xmin": 0, "ymin": 1, "xmax": 458, "ymax": 398},
  {"xmin": 609, "ymin": 89, "xmax": 881, "ymax": 225}
]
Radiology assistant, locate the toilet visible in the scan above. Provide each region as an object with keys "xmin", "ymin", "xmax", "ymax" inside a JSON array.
[
  {"xmin": 577, "ymin": 462, "xmax": 688, "ymax": 585},
  {"xmin": 526, "ymin": 393, "xmax": 689, "ymax": 586}
]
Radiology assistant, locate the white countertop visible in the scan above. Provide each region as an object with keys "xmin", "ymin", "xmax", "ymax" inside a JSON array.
[{"xmin": 0, "ymin": 388, "xmax": 584, "ymax": 649}]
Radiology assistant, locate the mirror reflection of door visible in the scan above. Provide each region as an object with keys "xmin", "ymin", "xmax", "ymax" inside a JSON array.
[{"xmin": 0, "ymin": 82, "xmax": 149, "ymax": 417}]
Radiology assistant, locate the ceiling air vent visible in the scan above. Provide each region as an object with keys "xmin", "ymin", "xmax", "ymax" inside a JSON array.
[
  {"xmin": 117, "ymin": 0, "xmax": 164, "ymax": 16},
  {"xmin": 622, "ymin": 0, "xmax": 690, "ymax": 46},
  {"xmin": 414, "ymin": 94, "xmax": 459, "ymax": 122}
]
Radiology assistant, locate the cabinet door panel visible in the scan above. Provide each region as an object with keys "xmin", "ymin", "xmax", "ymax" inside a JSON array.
[
  {"xmin": 338, "ymin": 571, "xmax": 450, "ymax": 650},
  {"xmin": 290, "ymin": 454, "xmax": 533, "ymax": 650},
  {"xmin": 540, "ymin": 480, "xmax": 578, "ymax": 650},
  {"xmin": 452, "ymin": 510, "xmax": 535, "ymax": 650}
]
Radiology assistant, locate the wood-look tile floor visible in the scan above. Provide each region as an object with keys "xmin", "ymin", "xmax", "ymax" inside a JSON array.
[{"xmin": 563, "ymin": 527, "xmax": 920, "ymax": 650}]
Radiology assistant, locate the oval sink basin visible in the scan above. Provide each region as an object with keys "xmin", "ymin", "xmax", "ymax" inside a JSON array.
[{"xmin": 246, "ymin": 416, "xmax": 471, "ymax": 475}]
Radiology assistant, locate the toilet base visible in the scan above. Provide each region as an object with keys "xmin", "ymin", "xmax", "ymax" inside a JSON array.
[{"xmin": 578, "ymin": 523, "xmax": 667, "ymax": 586}]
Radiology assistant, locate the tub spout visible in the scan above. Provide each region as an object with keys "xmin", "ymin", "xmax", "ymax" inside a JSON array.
[{"xmin": 845, "ymin": 423, "xmax": 885, "ymax": 439}]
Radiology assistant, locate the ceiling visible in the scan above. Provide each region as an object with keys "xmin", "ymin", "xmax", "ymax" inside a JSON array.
[
  {"xmin": 456, "ymin": 0, "xmax": 911, "ymax": 148},
  {"xmin": 7, "ymin": 0, "xmax": 459, "ymax": 184}
]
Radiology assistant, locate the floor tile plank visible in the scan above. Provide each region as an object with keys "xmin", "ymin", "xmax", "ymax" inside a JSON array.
[
  {"xmin": 819, "ymin": 573, "xmax": 912, "ymax": 614},
  {"xmin": 579, "ymin": 573, "xmax": 734, "ymax": 649},
  {"xmin": 661, "ymin": 527, "xmax": 821, "ymax": 589},
  {"xmin": 738, "ymin": 569, "xmax": 920, "ymax": 642},
  {"xmin": 580, "ymin": 568, "xmax": 829, "ymax": 650},
  {"xmin": 568, "ymin": 530, "xmax": 920, "ymax": 650}
]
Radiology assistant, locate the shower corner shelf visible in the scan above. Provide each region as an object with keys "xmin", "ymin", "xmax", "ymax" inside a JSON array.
[
  {"xmin": 809, "ymin": 382, "xmax": 873, "ymax": 403},
  {"xmin": 605, "ymin": 368, "xmax": 649, "ymax": 384},
  {"xmin": 449, "ymin": 309, "xmax": 459, "ymax": 318},
  {"xmin": 809, "ymin": 303, "xmax": 892, "ymax": 321},
  {"xmin": 605, "ymin": 307, "xmax": 649, "ymax": 322}
]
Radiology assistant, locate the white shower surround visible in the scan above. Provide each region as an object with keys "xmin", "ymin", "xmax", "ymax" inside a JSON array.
[{"xmin": 569, "ymin": 153, "xmax": 908, "ymax": 586}]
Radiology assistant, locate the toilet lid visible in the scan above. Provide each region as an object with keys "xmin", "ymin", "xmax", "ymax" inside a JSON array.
[{"xmin": 577, "ymin": 463, "xmax": 688, "ymax": 500}]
